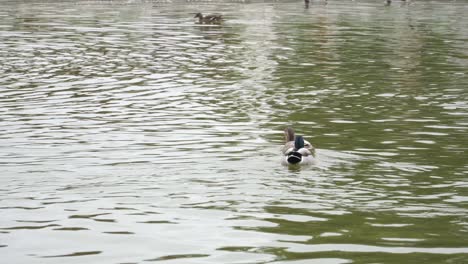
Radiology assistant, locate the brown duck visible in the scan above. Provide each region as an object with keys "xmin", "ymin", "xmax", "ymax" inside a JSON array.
[{"xmin": 194, "ymin": 13, "xmax": 223, "ymax": 24}]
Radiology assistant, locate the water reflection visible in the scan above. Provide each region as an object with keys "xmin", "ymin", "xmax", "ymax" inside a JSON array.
[{"xmin": 1, "ymin": 0, "xmax": 468, "ymax": 263}]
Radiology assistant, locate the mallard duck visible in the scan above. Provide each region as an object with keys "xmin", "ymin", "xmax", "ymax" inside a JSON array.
[
  {"xmin": 194, "ymin": 13, "xmax": 223, "ymax": 24},
  {"xmin": 281, "ymin": 127, "xmax": 316, "ymax": 166}
]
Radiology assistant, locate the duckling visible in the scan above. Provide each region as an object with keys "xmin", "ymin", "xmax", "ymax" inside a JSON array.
[
  {"xmin": 194, "ymin": 13, "xmax": 223, "ymax": 24},
  {"xmin": 281, "ymin": 127, "xmax": 316, "ymax": 166}
]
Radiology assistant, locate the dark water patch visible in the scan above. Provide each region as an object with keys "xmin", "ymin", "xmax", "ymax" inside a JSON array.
[
  {"xmin": 68, "ymin": 213, "xmax": 111, "ymax": 219},
  {"xmin": 1, "ymin": 224, "xmax": 60, "ymax": 230},
  {"xmin": 98, "ymin": 207, "xmax": 137, "ymax": 211},
  {"xmin": 103, "ymin": 231, "xmax": 134, "ymax": 235},
  {"xmin": 144, "ymin": 254, "xmax": 210, "ymax": 262},
  {"xmin": 41, "ymin": 251, "xmax": 102, "ymax": 258},
  {"xmin": 93, "ymin": 218, "xmax": 117, "ymax": 223},
  {"xmin": 16, "ymin": 220, "xmax": 57, "ymax": 223},
  {"xmin": 0, "ymin": 206, "xmax": 44, "ymax": 210},
  {"xmin": 137, "ymin": 220, "xmax": 176, "ymax": 224},
  {"xmin": 279, "ymin": 251, "xmax": 468, "ymax": 264},
  {"xmin": 53, "ymin": 227, "xmax": 90, "ymax": 231},
  {"xmin": 143, "ymin": 211, "xmax": 162, "ymax": 215},
  {"xmin": 42, "ymin": 199, "xmax": 97, "ymax": 205},
  {"xmin": 101, "ymin": 195, "xmax": 141, "ymax": 198},
  {"xmin": 218, "ymin": 246, "xmax": 256, "ymax": 252}
]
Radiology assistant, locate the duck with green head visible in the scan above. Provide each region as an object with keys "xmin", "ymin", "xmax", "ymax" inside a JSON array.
[{"xmin": 281, "ymin": 127, "xmax": 316, "ymax": 166}]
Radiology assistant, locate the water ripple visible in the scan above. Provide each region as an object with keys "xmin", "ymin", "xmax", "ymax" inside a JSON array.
[{"xmin": 1, "ymin": 0, "xmax": 468, "ymax": 263}]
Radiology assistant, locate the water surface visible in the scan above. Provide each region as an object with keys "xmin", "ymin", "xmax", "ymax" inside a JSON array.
[{"xmin": 1, "ymin": 0, "xmax": 468, "ymax": 263}]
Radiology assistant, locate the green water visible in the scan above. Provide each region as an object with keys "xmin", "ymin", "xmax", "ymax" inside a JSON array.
[{"xmin": 1, "ymin": 0, "xmax": 467, "ymax": 263}]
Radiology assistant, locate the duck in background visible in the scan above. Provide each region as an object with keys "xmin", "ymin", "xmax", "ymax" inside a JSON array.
[
  {"xmin": 194, "ymin": 13, "xmax": 223, "ymax": 24},
  {"xmin": 385, "ymin": 0, "xmax": 407, "ymax": 6},
  {"xmin": 281, "ymin": 127, "xmax": 316, "ymax": 166}
]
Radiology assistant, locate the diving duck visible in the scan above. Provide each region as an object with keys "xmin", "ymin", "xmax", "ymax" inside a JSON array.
[
  {"xmin": 194, "ymin": 13, "xmax": 223, "ymax": 24},
  {"xmin": 281, "ymin": 127, "xmax": 316, "ymax": 166}
]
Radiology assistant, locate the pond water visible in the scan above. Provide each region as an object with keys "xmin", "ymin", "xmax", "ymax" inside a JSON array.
[{"xmin": 1, "ymin": 0, "xmax": 468, "ymax": 263}]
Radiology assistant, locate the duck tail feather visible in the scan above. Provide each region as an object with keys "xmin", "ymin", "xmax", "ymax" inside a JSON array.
[{"xmin": 284, "ymin": 127, "xmax": 295, "ymax": 142}]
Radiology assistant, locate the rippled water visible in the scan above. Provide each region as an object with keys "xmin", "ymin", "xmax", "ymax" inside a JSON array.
[{"xmin": 1, "ymin": 0, "xmax": 468, "ymax": 263}]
